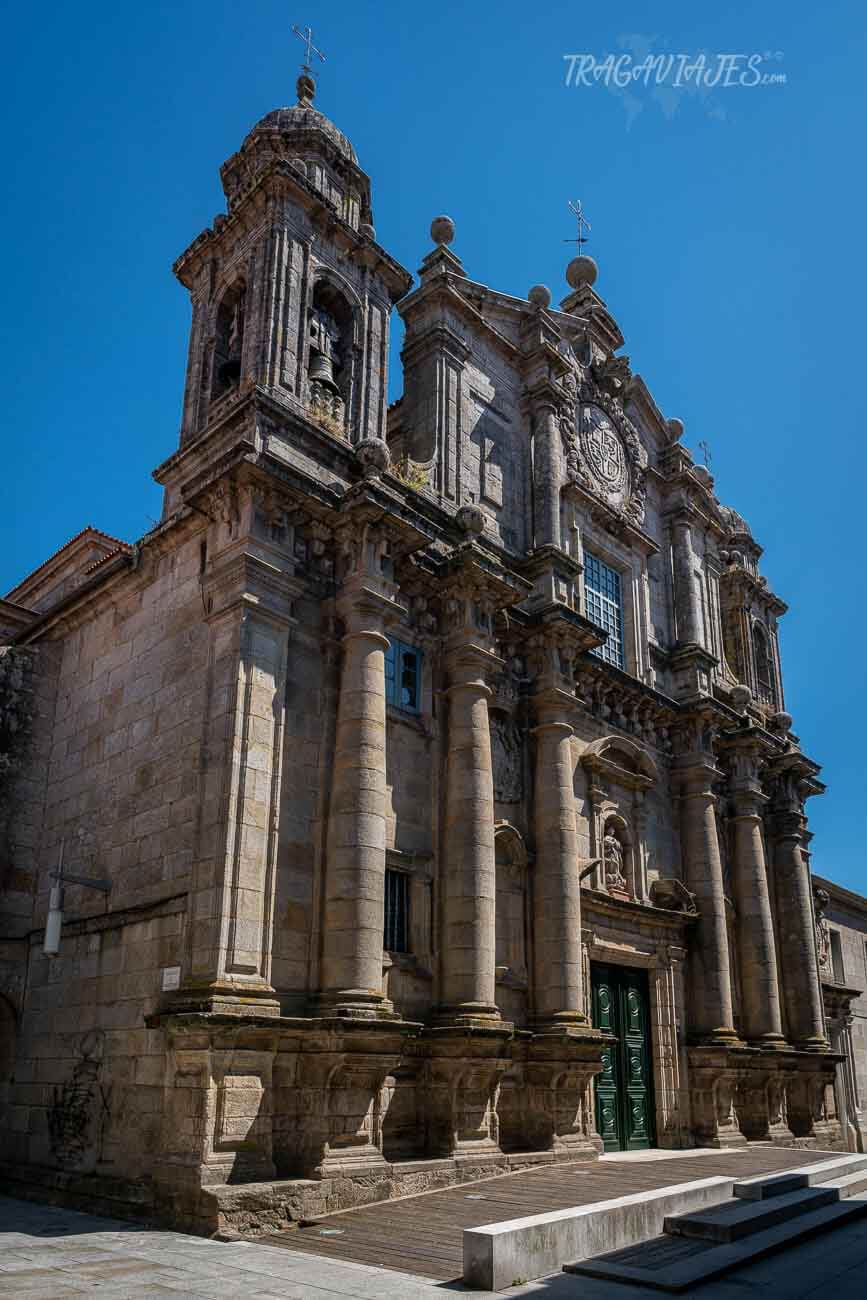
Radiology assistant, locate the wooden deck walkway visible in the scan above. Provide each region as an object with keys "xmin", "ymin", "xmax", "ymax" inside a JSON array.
[{"xmin": 259, "ymin": 1146, "xmax": 834, "ymax": 1283}]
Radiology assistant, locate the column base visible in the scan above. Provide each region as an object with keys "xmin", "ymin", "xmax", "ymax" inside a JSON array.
[
  {"xmin": 533, "ymin": 1011, "xmax": 593, "ymax": 1032},
  {"xmin": 163, "ymin": 980, "xmax": 281, "ymax": 1018},
  {"xmin": 690, "ymin": 1028, "xmax": 744, "ymax": 1048},
  {"xmin": 312, "ymin": 989, "xmax": 397, "ymax": 1020},
  {"xmin": 749, "ymin": 1033, "xmax": 789, "ymax": 1051},
  {"xmin": 431, "ymin": 1002, "xmax": 503, "ymax": 1028}
]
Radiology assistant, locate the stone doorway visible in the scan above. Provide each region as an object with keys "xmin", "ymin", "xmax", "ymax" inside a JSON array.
[{"xmin": 591, "ymin": 963, "xmax": 655, "ymax": 1152}]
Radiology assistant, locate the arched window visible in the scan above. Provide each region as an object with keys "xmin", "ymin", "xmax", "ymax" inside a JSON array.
[
  {"xmin": 753, "ymin": 624, "xmax": 776, "ymax": 707},
  {"xmin": 211, "ymin": 281, "xmax": 246, "ymax": 400}
]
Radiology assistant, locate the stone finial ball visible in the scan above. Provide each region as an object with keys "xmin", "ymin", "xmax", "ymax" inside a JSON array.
[
  {"xmin": 430, "ymin": 215, "xmax": 456, "ymax": 246},
  {"xmin": 358, "ymin": 222, "xmax": 376, "ymax": 242},
  {"xmin": 667, "ymin": 417, "xmax": 685, "ymax": 442},
  {"xmin": 456, "ymin": 503, "xmax": 486, "ymax": 536},
  {"xmin": 730, "ymin": 684, "xmax": 752, "ymax": 713},
  {"xmin": 566, "ymin": 255, "xmax": 598, "ymax": 289},
  {"xmin": 770, "ymin": 710, "xmax": 794, "ymax": 734},
  {"xmin": 528, "ymin": 284, "xmax": 552, "ymax": 308}
]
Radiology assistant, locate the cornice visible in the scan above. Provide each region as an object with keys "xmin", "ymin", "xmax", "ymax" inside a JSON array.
[
  {"xmin": 813, "ymin": 873, "xmax": 867, "ymax": 918},
  {"xmin": 399, "ymin": 274, "xmax": 521, "ymax": 366},
  {"xmin": 174, "ymin": 159, "xmax": 411, "ymax": 300}
]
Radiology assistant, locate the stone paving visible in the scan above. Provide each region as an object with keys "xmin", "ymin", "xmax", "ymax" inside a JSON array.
[{"xmin": 2, "ymin": 1191, "xmax": 867, "ymax": 1298}]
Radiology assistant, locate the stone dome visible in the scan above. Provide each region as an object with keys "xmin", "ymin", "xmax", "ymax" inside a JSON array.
[{"xmin": 247, "ymin": 104, "xmax": 357, "ymax": 163}]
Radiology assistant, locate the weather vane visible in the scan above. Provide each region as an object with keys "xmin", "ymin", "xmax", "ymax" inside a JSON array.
[
  {"xmin": 564, "ymin": 199, "xmax": 591, "ymax": 252},
  {"xmin": 292, "ymin": 23, "xmax": 325, "ymax": 73},
  {"xmin": 698, "ymin": 440, "xmax": 712, "ymax": 469}
]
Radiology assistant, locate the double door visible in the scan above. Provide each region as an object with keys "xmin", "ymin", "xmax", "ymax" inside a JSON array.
[{"xmin": 591, "ymin": 963, "xmax": 655, "ymax": 1152}]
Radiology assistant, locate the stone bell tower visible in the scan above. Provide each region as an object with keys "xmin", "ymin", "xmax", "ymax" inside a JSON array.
[{"xmin": 171, "ymin": 65, "xmax": 411, "ymax": 457}]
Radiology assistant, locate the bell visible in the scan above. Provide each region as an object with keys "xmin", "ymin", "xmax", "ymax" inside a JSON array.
[{"xmin": 309, "ymin": 349, "xmax": 337, "ymax": 389}]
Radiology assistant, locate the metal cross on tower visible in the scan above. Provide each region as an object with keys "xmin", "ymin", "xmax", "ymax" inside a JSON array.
[
  {"xmin": 292, "ymin": 23, "xmax": 325, "ymax": 71},
  {"xmin": 564, "ymin": 198, "xmax": 592, "ymax": 251},
  {"xmin": 698, "ymin": 440, "xmax": 713, "ymax": 469}
]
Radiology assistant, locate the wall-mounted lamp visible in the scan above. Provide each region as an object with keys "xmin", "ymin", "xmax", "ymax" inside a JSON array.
[{"xmin": 43, "ymin": 839, "xmax": 111, "ymax": 956}]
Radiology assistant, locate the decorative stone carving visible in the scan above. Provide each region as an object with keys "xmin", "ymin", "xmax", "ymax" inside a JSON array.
[
  {"xmin": 490, "ymin": 713, "xmax": 522, "ymax": 803},
  {"xmin": 603, "ymin": 826, "xmax": 627, "ymax": 892},
  {"xmin": 563, "ymin": 385, "xmax": 648, "ymax": 524},
  {"xmin": 649, "ymin": 878, "xmax": 699, "ymax": 915},
  {"xmin": 814, "ymin": 886, "xmax": 831, "ymax": 972}
]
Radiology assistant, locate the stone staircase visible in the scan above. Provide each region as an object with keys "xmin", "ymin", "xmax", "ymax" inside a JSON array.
[{"xmin": 564, "ymin": 1154, "xmax": 867, "ymax": 1292}]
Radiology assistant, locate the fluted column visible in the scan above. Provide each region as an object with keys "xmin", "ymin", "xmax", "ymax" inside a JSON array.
[
  {"xmin": 439, "ymin": 647, "xmax": 500, "ymax": 1022},
  {"xmin": 670, "ymin": 511, "xmax": 704, "ymax": 648},
  {"xmin": 676, "ymin": 749, "xmax": 738, "ymax": 1043},
  {"xmin": 730, "ymin": 788, "xmax": 786, "ymax": 1046},
  {"xmin": 532, "ymin": 400, "xmax": 562, "ymax": 551},
  {"xmin": 772, "ymin": 809, "xmax": 827, "ymax": 1049},
  {"xmin": 533, "ymin": 692, "xmax": 588, "ymax": 1027}
]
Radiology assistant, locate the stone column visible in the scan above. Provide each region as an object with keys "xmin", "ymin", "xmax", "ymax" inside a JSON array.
[
  {"xmin": 670, "ymin": 510, "xmax": 704, "ymax": 649},
  {"xmin": 675, "ymin": 746, "xmax": 738, "ymax": 1043},
  {"xmin": 439, "ymin": 645, "xmax": 500, "ymax": 1022},
  {"xmin": 532, "ymin": 691, "xmax": 587, "ymax": 1027},
  {"xmin": 728, "ymin": 769, "xmax": 786, "ymax": 1046},
  {"xmin": 320, "ymin": 599, "xmax": 393, "ymax": 1016},
  {"xmin": 532, "ymin": 400, "xmax": 562, "ymax": 551},
  {"xmin": 771, "ymin": 809, "xmax": 827, "ymax": 1050}
]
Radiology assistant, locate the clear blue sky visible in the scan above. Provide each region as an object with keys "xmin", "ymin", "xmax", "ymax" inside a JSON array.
[{"xmin": 1, "ymin": 1, "xmax": 865, "ymax": 892}]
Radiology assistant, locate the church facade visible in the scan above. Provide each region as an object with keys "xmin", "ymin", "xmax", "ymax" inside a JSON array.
[{"xmin": 0, "ymin": 73, "xmax": 844, "ymax": 1232}]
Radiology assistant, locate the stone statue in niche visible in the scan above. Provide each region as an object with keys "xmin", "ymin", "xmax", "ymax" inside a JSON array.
[
  {"xmin": 814, "ymin": 887, "xmax": 831, "ymax": 971},
  {"xmin": 491, "ymin": 714, "xmax": 522, "ymax": 803},
  {"xmin": 603, "ymin": 826, "xmax": 627, "ymax": 893}
]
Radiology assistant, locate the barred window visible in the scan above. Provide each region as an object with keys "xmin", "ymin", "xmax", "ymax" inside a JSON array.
[
  {"xmin": 585, "ymin": 552, "xmax": 625, "ymax": 670},
  {"xmin": 384, "ymin": 869, "xmax": 410, "ymax": 954},
  {"xmin": 385, "ymin": 639, "xmax": 421, "ymax": 713}
]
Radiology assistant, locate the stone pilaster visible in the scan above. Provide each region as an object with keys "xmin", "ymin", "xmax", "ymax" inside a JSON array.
[
  {"xmin": 669, "ymin": 507, "xmax": 704, "ymax": 649},
  {"xmin": 531, "ymin": 398, "xmax": 563, "ymax": 551}
]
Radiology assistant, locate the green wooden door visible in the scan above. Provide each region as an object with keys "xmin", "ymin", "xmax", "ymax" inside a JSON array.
[{"xmin": 591, "ymin": 964, "xmax": 655, "ymax": 1152}]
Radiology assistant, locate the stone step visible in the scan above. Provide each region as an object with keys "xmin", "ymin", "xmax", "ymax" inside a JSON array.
[
  {"xmin": 820, "ymin": 1169, "xmax": 867, "ymax": 1199},
  {"xmin": 664, "ymin": 1186, "xmax": 838, "ymax": 1243},
  {"xmin": 734, "ymin": 1153, "xmax": 867, "ymax": 1200},
  {"xmin": 563, "ymin": 1196, "xmax": 867, "ymax": 1293}
]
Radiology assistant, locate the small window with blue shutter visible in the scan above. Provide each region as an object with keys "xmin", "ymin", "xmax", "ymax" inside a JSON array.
[{"xmin": 384, "ymin": 638, "xmax": 421, "ymax": 714}]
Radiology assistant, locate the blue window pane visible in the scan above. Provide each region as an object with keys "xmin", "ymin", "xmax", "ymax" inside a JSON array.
[
  {"xmin": 398, "ymin": 645, "xmax": 419, "ymax": 711},
  {"xmin": 385, "ymin": 640, "xmax": 396, "ymax": 697},
  {"xmin": 585, "ymin": 552, "xmax": 625, "ymax": 670},
  {"xmin": 385, "ymin": 639, "xmax": 421, "ymax": 713}
]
